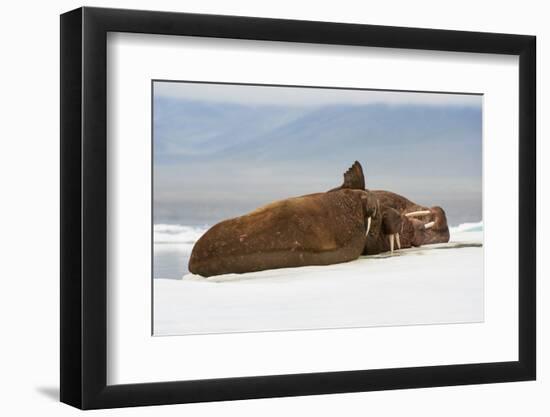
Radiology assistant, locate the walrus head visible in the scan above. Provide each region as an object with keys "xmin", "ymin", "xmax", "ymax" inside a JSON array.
[{"xmin": 404, "ymin": 206, "xmax": 450, "ymax": 246}]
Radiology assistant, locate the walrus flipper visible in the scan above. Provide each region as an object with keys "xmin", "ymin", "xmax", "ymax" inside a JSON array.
[{"xmin": 341, "ymin": 161, "xmax": 365, "ymax": 190}]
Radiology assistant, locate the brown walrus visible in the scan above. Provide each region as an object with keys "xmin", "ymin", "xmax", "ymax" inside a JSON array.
[
  {"xmin": 189, "ymin": 161, "xmax": 449, "ymax": 277},
  {"xmin": 330, "ymin": 163, "xmax": 450, "ymax": 255},
  {"xmin": 189, "ymin": 187, "xmax": 377, "ymax": 277}
]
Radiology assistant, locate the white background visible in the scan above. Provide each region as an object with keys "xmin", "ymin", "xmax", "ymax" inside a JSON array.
[{"xmin": 0, "ymin": 0, "xmax": 545, "ymax": 416}]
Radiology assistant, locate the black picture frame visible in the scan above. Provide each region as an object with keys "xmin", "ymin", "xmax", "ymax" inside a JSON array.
[{"xmin": 60, "ymin": 6, "xmax": 536, "ymax": 410}]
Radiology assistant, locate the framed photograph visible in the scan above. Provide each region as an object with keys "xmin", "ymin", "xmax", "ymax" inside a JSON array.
[{"xmin": 60, "ymin": 6, "xmax": 536, "ymax": 409}]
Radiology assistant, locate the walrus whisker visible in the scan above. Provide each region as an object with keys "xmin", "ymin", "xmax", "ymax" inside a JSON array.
[
  {"xmin": 366, "ymin": 216, "xmax": 371, "ymax": 236},
  {"xmin": 424, "ymin": 221, "xmax": 435, "ymax": 230},
  {"xmin": 405, "ymin": 210, "xmax": 431, "ymax": 217}
]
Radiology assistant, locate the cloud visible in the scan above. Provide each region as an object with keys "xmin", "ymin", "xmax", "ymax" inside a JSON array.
[{"xmin": 153, "ymin": 80, "xmax": 482, "ymax": 108}]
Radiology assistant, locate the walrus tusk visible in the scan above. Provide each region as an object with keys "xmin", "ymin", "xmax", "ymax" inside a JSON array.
[
  {"xmin": 389, "ymin": 233, "xmax": 394, "ymax": 253},
  {"xmin": 424, "ymin": 221, "xmax": 435, "ymax": 229},
  {"xmin": 395, "ymin": 233, "xmax": 401, "ymax": 249},
  {"xmin": 365, "ymin": 216, "xmax": 372, "ymax": 236},
  {"xmin": 405, "ymin": 210, "xmax": 431, "ymax": 217}
]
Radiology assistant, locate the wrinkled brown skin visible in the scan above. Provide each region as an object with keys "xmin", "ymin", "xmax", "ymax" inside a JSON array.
[
  {"xmin": 363, "ymin": 190, "xmax": 450, "ymax": 255},
  {"xmin": 189, "ymin": 189, "xmax": 376, "ymax": 277}
]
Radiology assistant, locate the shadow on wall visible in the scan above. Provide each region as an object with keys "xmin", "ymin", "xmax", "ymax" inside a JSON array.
[{"xmin": 35, "ymin": 386, "xmax": 59, "ymax": 401}]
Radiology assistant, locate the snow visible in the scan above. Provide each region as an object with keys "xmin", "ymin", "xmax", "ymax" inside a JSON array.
[
  {"xmin": 154, "ymin": 224, "xmax": 209, "ymax": 244},
  {"xmin": 153, "ymin": 224, "xmax": 484, "ymax": 336}
]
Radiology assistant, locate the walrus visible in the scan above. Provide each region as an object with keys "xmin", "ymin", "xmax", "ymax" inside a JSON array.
[
  {"xmin": 189, "ymin": 161, "xmax": 449, "ymax": 277},
  {"xmin": 329, "ymin": 163, "xmax": 450, "ymax": 255}
]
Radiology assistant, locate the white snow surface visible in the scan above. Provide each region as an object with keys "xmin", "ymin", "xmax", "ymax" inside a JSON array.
[{"xmin": 154, "ymin": 224, "xmax": 484, "ymax": 336}]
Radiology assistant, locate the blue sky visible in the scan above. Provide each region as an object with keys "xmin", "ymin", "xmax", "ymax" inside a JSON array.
[{"xmin": 153, "ymin": 81, "xmax": 482, "ymax": 227}]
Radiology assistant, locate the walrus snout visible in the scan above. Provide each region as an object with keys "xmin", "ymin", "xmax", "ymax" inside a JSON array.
[
  {"xmin": 406, "ymin": 206, "xmax": 450, "ymax": 246},
  {"xmin": 382, "ymin": 207, "xmax": 403, "ymax": 253},
  {"xmin": 428, "ymin": 206, "xmax": 448, "ymax": 231},
  {"xmin": 423, "ymin": 206, "xmax": 450, "ymax": 244}
]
